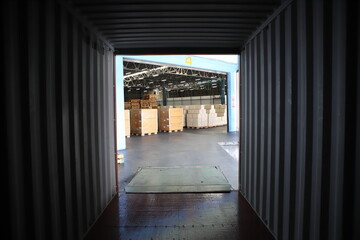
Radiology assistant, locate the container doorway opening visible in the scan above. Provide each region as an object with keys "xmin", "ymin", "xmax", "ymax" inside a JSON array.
[{"xmin": 115, "ymin": 55, "xmax": 240, "ymax": 192}]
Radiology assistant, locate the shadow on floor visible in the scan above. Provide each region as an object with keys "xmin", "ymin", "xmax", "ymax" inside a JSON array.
[{"xmin": 85, "ymin": 191, "xmax": 275, "ymax": 240}]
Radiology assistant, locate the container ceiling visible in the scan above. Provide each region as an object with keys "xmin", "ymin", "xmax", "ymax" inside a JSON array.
[{"xmin": 64, "ymin": 0, "xmax": 281, "ymax": 54}]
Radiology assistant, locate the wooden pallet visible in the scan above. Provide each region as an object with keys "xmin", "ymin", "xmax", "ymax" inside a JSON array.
[
  {"xmin": 160, "ymin": 129, "xmax": 183, "ymax": 133},
  {"xmin": 187, "ymin": 126, "xmax": 208, "ymax": 129},
  {"xmin": 132, "ymin": 132, "xmax": 158, "ymax": 136}
]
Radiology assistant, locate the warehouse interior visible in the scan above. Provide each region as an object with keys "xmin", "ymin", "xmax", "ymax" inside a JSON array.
[
  {"xmin": 116, "ymin": 54, "xmax": 240, "ymax": 192},
  {"xmin": 116, "ymin": 55, "xmax": 239, "ymax": 148},
  {"xmin": 3, "ymin": 0, "xmax": 359, "ymax": 240}
]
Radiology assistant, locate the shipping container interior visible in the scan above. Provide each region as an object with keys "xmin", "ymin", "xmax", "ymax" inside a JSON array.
[{"xmin": 3, "ymin": 0, "xmax": 359, "ymax": 240}]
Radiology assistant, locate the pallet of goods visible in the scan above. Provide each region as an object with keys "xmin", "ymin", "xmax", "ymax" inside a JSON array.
[
  {"xmin": 158, "ymin": 107, "xmax": 183, "ymax": 132},
  {"xmin": 140, "ymin": 99, "xmax": 151, "ymax": 108},
  {"xmin": 214, "ymin": 104, "xmax": 227, "ymax": 126},
  {"xmin": 174, "ymin": 105, "xmax": 189, "ymax": 128},
  {"xmin": 204, "ymin": 105, "xmax": 218, "ymax": 127},
  {"xmin": 175, "ymin": 105, "xmax": 189, "ymax": 127},
  {"xmin": 124, "ymin": 109, "xmax": 130, "ymax": 137},
  {"xmin": 183, "ymin": 106, "xmax": 189, "ymax": 127},
  {"xmin": 186, "ymin": 105, "xmax": 208, "ymax": 128},
  {"xmin": 143, "ymin": 94, "xmax": 156, "ymax": 100},
  {"xmin": 130, "ymin": 109, "xmax": 158, "ymax": 136},
  {"xmin": 130, "ymin": 99, "xmax": 141, "ymax": 109},
  {"xmin": 124, "ymin": 101, "xmax": 131, "ymax": 109},
  {"xmin": 143, "ymin": 94, "xmax": 158, "ymax": 108}
]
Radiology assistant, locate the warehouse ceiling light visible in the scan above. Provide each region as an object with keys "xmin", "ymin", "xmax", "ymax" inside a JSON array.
[
  {"xmin": 123, "ymin": 59, "xmax": 226, "ymax": 88},
  {"xmin": 122, "ymin": 58, "xmax": 230, "ymax": 99}
]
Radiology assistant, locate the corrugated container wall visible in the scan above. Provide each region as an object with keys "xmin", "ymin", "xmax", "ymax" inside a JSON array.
[
  {"xmin": 2, "ymin": 0, "xmax": 116, "ymax": 239},
  {"xmin": 239, "ymin": 0, "xmax": 359, "ymax": 240}
]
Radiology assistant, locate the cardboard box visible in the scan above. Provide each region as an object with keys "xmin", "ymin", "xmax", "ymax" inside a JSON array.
[
  {"xmin": 124, "ymin": 109, "xmax": 130, "ymax": 120},
  {"xmin": 125, "ymin": 102, "xmax": 131, "ymax": 109},
  {"xmin": 186, "ymin": 112, "xmax": 208, "ymax": 127},
  {"xmin": 140, "ymin": 99, "xmax": 151, "ymax": 108},
  {"xmin": 130, "ymin": 99, "xmax": 142, "ymax": 109},
  {"xmin": 214, "ymin": 104, "xmax": 227, "ymax": 109},
  {"xmin": 215, "ymin": 105, "xmax": 227, "ymax": 121},
  {"xmin": 158, "ymin": 107, "xmax": 183, "ymax": 131},
  {"xmin": 124, "ymin": 110, "xmax": 130, "ymax": 136},
  {"xmin": 143, "ymin": 94, "xmax": 157, "ymax": 100},
  {"xmin": 130, "ymin": 109, "xmax": 158, "ymax": 135}
]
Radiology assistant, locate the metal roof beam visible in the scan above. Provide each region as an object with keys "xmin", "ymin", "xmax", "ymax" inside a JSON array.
[
  {"xmin": 86, "ymin": 12, "xmax": 271, "ymax": 20},
  {"xmin": 101, "ymin": 28, "xmax": 253, "ymax": 35},
  {"xmin": 106, "ymin": 32, "xmax": 249, "ymax": 39},
  {"xmin": 91, "ymin": 18, "xmax": 263, "ymax": 25},
  {"xmin": 78, "ymin": 4, "xmax": 277, "ymax": 13},
  {"xmin": 97, "ymin": 23, "xmax": 259, "ymax": 31}
]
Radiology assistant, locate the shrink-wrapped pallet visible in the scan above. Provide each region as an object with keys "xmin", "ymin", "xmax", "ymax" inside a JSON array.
[{"xmin": 186, "ymin": 105, "xmax": 208, "ymax": 128}]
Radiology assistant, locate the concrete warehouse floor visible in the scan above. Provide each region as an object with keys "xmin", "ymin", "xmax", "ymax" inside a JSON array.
[{"xmin": 118, "ymin": 126, "xmax": 239, "ymax": 191}]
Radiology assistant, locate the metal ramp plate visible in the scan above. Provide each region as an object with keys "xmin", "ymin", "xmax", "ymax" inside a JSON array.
[{"xmin": 125, "ymin": 166, "xmax": 232, "ymax": 193}]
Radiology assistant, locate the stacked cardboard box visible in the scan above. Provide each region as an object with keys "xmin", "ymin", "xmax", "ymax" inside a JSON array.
[
  {"xmin": 182, "ymin": 106, "xmax": 189, "ymax": 127},
  {"xmin": 186, "ymin": 105, "xmax": 208, "ymax": 128},
  {"xmin": 124, "ymin": 110, "xmax": 130, "ymax": 137},
  {"xmin": 204, "ymin": 105, "xmax": 218, "ymax": 127},
  {"xmin": 174, "ymin": 105, "xmax": 189, "ymax": 127},
  {"xmin": 125, "ymin": 102, "xmax": 131, "ymax": 109},
  {"xmin": 214, "ymin": 104, "xmax": 227, "ymax": 125},
  {"xmin": 143, "ymin": 94, "xmax": 158, "ymax": 108},
  {"xmin": 130, "ymin": 109, "xmax": 158, "ymax": 135},
  {"xmin": 140, "ymin": 99, "xmax": 150, "ymax": 108},
  {"xmin": 158, "ymin": 107, "xmax": 183, "ymax": 132},
  {"xmin": 130, "ymin": 99, "xmax": 141, "ymax": 109}
]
